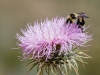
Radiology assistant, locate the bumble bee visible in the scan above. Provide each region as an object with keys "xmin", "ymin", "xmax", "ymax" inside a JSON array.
[{"xmin": 66, "ymin": 12, "xmax": 89, "ymax": 32}]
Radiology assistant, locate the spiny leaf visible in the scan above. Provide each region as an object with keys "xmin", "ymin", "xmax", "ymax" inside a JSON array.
[
  {"xmin": 26, "ymin": 59, "xmax": 37, "ymax": 67},
  {"xmin": 26, "ymin": 61, "xmax": 39, "ymax": 75}
]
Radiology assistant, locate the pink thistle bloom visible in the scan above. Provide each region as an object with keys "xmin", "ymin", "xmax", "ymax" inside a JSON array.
[{"xmin": 16, "ymin": 16, "xmax": 92, "ymax": 75}]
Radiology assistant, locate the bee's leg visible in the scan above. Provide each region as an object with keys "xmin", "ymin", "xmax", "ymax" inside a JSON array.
[
  {"xmin": 81, "ymin": 27, "xmax": 84, "ymax": 33},
  {"xmin": 78, "ymin": 25, "xmax": 83, "ymax": 33}
]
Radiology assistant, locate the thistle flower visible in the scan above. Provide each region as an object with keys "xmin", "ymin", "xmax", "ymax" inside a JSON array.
[{"xmin": 16, "ymin": 16, "xmax": 92, "ymax": 75}]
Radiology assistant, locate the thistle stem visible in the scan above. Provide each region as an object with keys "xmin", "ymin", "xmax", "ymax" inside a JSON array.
[{"xmin": 57, "ymin": 65, "xmax": 64, "ymax": 75}]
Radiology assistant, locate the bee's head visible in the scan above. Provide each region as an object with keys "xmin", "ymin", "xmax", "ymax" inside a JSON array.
[
  {"xmin": 70, "ymin": 13, "xmax": 76, "ymax": 19},
  {"xmin": 70, "ymin": 13, "xmax": 80, "ymax": 19},
  {"xmin": 77, "ymin": 12, "xmax": 89, "ymax": 18}
]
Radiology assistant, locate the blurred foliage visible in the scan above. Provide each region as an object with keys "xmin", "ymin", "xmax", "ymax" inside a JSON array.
[{"xmin": 0, "ymin": 0, "xmax": 100, "ymax": 75}]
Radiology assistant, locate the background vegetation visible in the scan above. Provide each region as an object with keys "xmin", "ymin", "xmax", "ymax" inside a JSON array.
[{"xmin": 0, "ymin": 0, "xmax": 99, "ymax": 75}]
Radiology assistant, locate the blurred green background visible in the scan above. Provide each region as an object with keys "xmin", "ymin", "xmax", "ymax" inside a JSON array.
[{"xmin": 0, "ymin": 0, "xmax": 99, "ymax": 75}]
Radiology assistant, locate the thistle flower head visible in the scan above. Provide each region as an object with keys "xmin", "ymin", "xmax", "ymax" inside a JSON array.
[{"xmin": 16, "ymin": 16, "xmax": 92, "ymax": 75}]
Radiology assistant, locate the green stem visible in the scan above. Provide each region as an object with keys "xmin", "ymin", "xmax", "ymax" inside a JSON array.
[{"xmin": 57, "ymin": 65, "xmax": 64, "ymax": 75}]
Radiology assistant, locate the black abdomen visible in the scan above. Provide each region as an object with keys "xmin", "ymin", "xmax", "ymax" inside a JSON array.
[{"xmin": 77, "ymin": 18, "xmax": 85, "ymax": 26}]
